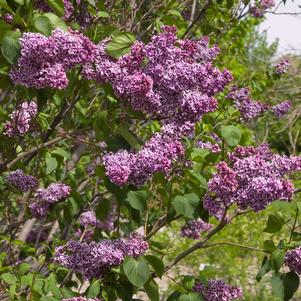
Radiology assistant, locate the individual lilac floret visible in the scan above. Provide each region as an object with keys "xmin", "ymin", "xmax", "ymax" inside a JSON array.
[
  {"xmin": 10, "ymin": 29, "xmax": 96, "ymax": 89},
  {"xmin": 197, "ymin": 141, "xmax": 221, "ymax": 153},
  {"xmin": 181, "ymin": 219, "xmax": 212, "ymax": 239},
  {"xmin": 285, "ymin": 247, "xmax": 301, "ymax": 275},
  {"xmin": 4, "ymin": 101, "xmax": 37, "ymax": 137},
  {"xmin": 275, "ymin": 58, "xmax": 289, "ymax": 75},
  {"xmin": 7, "ymin": 169, "xmax": 38, "ymax": 192},
  {"xmin": 193, "ymin": 279, "xmax": 243, "ymax": 301},
  {"xmin": 227, "ymin": 86, "xmax": 269, "ymax": 121},
  {"xmin": 103, "ymin": 130, "xmax": 185, "ymax": 186},
  {"xmin": 62, "ymin": 298, "xmax": 100, "ymax": 301},
  {"xmin": 54, "ymin": 233, "xmax": 148, "ymax": 279},
  {"xmin": 29, "ymin": 183, "xmax": 71, "ymax": 218},
  {"xmin": 272, "ymin": 100, "xmax": 292, "ymax": 117},
  {"xmin": 203, "ymin": 145, "xmax": 301, "ymax": 219},
  {"xmin": 3, "ymin": 13, "xmax": 13, "ymax": 24}
]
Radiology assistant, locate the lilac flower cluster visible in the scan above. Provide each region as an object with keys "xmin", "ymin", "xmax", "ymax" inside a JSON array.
[
  {"xmin": 4, "ymin": 101, "xmax": 37, "ymax": 137},
  {"xmin": 272, "ymin": 100, "xmax": 292, "ymax": 117},
  {"xmin": 10, "ymin": 29, "xmax": 96, "ymax": 89},
  {"xmin": 193, "ymin": 279, "xmax": 243, "ymax": 301},
  {"xmin": 83, "ymin": 26, "xmax": 231, "ymax": 127},
  {"xmin": 54, "ymin": 232, "xmax": 148, "ymax": 279},
  {"xmin": 227, "ymin": 87, "xmax": 269, "ymax": 121},
  {"xmin": 204, "ymin": 144, "xmax": 301, "ymax": 219},
  {"xmin": 3, "ymin": 13, "xmax": 13, "ymax": 24},
  {"xmin": 7, "ymin": 169, "xmax": 38, "ymax": 192},
  {"xmin": 250, "ymin": 0, "xmax": 275, "ymax": 17},
  {"xmin": 197, "ymin": 141, "xmax": 221, "ymax": 153},
  {"xmin": 80, "ymin": 209, "xmax": 115, "ymax": 232},
  {"xmin": 285, "ymin": 246, "xmax": 301, "ymax": 275},
  {"xmin": 181, "ymin": 219, "xmax": 212, "ymax": 239},
  {"xmin": 29, "ymin": 183, "xmax": 71, "ymax": 218},
  {"xmin": 275, "ymin": 58, "xmax": 289, "ymax": 75},
  {"xmin": 103, "ymin": 130, "xmax": 185, "ymax": 186},
  {"xmin": 34, "ymin": 0, "xmax": 53, "ymax": 12},
  {"xmin": 62, "ymin": 298, "xmax": 100, "ymax": 301}
]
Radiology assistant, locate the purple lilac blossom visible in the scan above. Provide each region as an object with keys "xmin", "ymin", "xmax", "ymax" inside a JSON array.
[
  {"xmin": 79, "ymin": 209, "xmax": 115, "ymax": 232},
  {"xmin": 197, "ymin": 141, "xmax": 221, "ymax": 153},
  {"xmin": 203, "ymin": 145, "xmax": 301, "ymax": 219},
  {"xmin": 272, "ymin": 100, "xmax": 292, "ymax": 117},
  {"xmin": 227, "ymin": 86, "xmax": 269, "ymax": 121},
  {"xmin": 3, "ymin": 13, "xmax": 13, "ymax": 24},
  {"xmin": 7, "ymin": 169, "xmax": 38, "ymax": 192},
  {"xmin": 34, "ymin": 0, "xmax": 53, "ymax": 12},
  {"xmin": 29, "ymin": 183, "xmax": 71, "ymax": 218},
  {"xmin": 285, "ymin": 247, "xmax": 301, "ymax": 275},
  {"xmin": 10, "ymin": 29, "xmax": 96, "ymax": 89},
  {"xmin": 193, "ymin": 279, "xmax": 243, "ymax": 301},
  {"xmin": 181, "ymin": 219, "xmax": 212, "ymax": 239},
  {"xmin": 54, "ymin": 232, "xmax": 148, "ymax": 279},
  {"xmin": 250, "ymin": 0, "xmax": 275, "ymax": 17},
  {"xmin": 4, "ymin": 101, "xmax": 37, "ymax": 137},
  {"xmin": 275, "ymin": 58, "xmax": 289, "ymax": 75}
]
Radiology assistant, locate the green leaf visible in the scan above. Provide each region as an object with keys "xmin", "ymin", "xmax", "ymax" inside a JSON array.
[
  {"xmin": 123, "ymin": 256, "xmax": 150, "ymax": 288},
  {"xmin": 256, "ymin": 256, "xmax": 271, "ymax": 282},
  {"xmin": 179, "ymin": 293, "xmax": 203, "ymax": 301},
  {"xmin": 95, "ymin": 199, "xmax": 112, "ymax": 221},
  {"xmin": 51, "ymin": 148, "xmax": 71, "ymax": 160},
  {"xmin": 116, "ymin": 279, "xmax": 133, "ymax": 301},
  {"xmin": 144, "ymin": 278, "xmax": 159, "ymax": 301},
  {"xmin": 145, "ymin": 255, "xmax": 164, "ymax": 278},
  {"xmin": 1, "ymin": 31, "xmax": 20, "ymax": 65},
  {"xmin": 87, "ymin": 280, "xmax": 101, "ymax": 298},
  {"xmin": 47, "ymin": 273, "xmax": 62, "ymax": 299},
  {"xmin": 126, "ymin": 190, "xmax": 147, "ymax": 211},
  {"xmin": 263, "ymin": 240, "xmax": 276, "ymax": 253},
  {"xmin": 46, "ymin": 157, "xmax": 58, "ymax": 174},
  {"xmin": 117, "ymin": 127, "xmax": 141, "ymax": 150},
  {"xmin": 46, "ymin": 0, "xmax": 64, "ymax": 16},
  {"xmin": 173, "ymin": 193, "xmax": 199, "ymax": 218},
  {"xmin": 271, "ymin": 273, "xmax": 284, "ymax": 300},
  {"xmin": 220, "ymin": 125, "xmax": 242, "ymax": 146},
  {"xmin": 44, "ymin": 13, "xmax": 67, "ymax": 31},
  {"xmin": 106, "ymin": 32, "xmax": 136, "ymax": 58},
  {"xmin": 264, "ymin": 214, "xmax": 285, "ymax": 233},
  {"xmin": 283, "ymin": 271, "xmax": 300, "ymax": 301},
  {"xmin": 0, "ymin": 0, "xmax": 14, "ymax": 13},
  {"xmin": 34, "ymin": 15, "xmax": 52, "ymax": 36},
  {"xmin": 18, "ymin": 263, "xmax": 30, "ymax": 275},
  {"xmin": 41, "ymin": 297, "xmax": 57, "ymax": 301},
  {"xmin": 270, "ymin": 249, "xmax": 285, "ymax": 272},
  {"xmin": 0, "ymin": 272, "xmax": 17, "ymax": 284}
]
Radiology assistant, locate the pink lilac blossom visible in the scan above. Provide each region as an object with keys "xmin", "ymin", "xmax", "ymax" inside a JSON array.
[
  {"xmin": 103, "ymin": 130, "xmax": 185, "ymax": 186},
  {"xmin": 83, "ymin": 26, "xmax": 231, "ymax": 127},
  {"xmin": 272, "ymin": 100, "xmax": 292, "ymax": 117},
  {"xmin": 54, "ymin": 232, "xmax": 148, "ymax": 279},
  {"xmin": 193, "ymin": 279, "xmax": 243, "ymax": 301},
  {"xmin": 29, "ymin": 183, "xmax": 71, "ymax": 218},
  {"xmin": 285, "ymin": 247, "xmax": 301, "ymax": 275},
  {"xmin": 3, "ymin": 13, "xmax": 13, "ymax": 24},
  {"xmin": 10, "ymin": 29, "xmax": 96, "ymax": 89},
  {"xmin": 227, "ymin": 86, "xmax": 269, "ymax": 121},
  {"xmin": 4, "ymin": 101, "xmax": 37, "ymax": 137},
  {"xmin": 197, "ymin": 141, "xmax": 221, "ymax": 153},
  {"xmin": 181, "ymin": 219, "xmax": 212, "ymax": 239},
  {"xmin": 275, "ymin": 58, "xmax": 289, "ymax": 75},
  {"xmin": 7, "ymin": 169, "xmax": 38, "ymax": 192},
  {"xmin": 204, "ymin": 145, "xmax": 301, "ymax": 219}
]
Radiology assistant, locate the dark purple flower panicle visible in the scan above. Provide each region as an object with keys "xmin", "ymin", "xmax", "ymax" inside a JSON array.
[
  {"xmin": 7, "ymin": 169, "xmax": 38, "ymax": 192},
  {"xmin": 10, "ymin": 29, "xmax": 96, "ymax": 89},
  {"xmin": 3, "ymin": 13, "xmax": 13, "ymax": 24},
  {"xmin": 250, "ymin": 0, "xmax": 275, "ymax": 17},
  {"xmin": 203, "ymin": 145, "xmax": 301, "ymax": 219},
  {"xmin": 29, "ymin": 183, "xmax": 71, "ymax": 218},
  {"xmin": 54, "ymin": 232, "xmax": 148, "ymax": 279},
  {"xmin": 4, "ymin": 101, "xmax": 37, "ymax": 137},
  {"xmin": 193, "ymin": 279, "xmax": 243, "ymax": 301},
  {"xmin": 275, "ymin": 58, "xmax": 289, "ymax": 75},
  {"xmin": 285, "ymin": 247, "xmax": 301, "ymax": 275},
  {"xmin": 272, "ymin": 100, "xmax": 292, "ymax": 117},
  {"xmin": 181, "ymin": 219, "xmax": 212, "ymax": 239},
  {"xmin": 227, "ymin": 86, "xmax": 269, "ymax": 121},
  {"xmin": 34, "ymin": 0, "xmax": 53, "ymax": 12}
]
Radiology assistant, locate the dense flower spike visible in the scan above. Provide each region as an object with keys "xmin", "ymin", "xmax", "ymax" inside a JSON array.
[
  {"xmin": 4, "ymin": 101, "xmax": 37, "ymax": 137},
  {"xmin": 193, "ymin": 279, "xmax": 243, "ymax": 301},
  {"xmin": 285, "ymin": 247, "xmax": 301, "ymax": 275},
  {"xmin": 227, "ymin": 87, "xmax": 269, "ymax": 121},
  {"xmin": 204, "ymin": 145, "xmax": 301, "ymax": 219},
  {"xmin": 29, "ymin": 183, "xmax": 71, "ymax": 218},
  {"xmin": 83, "ymin": 26, "xmax": 231, "ymax": 126},
  {"xmin": 7, "ymin": 169, "xmax": 38, "ymax": 192},
  {"xmin": 181, "ymin": 219, "xmax": 212, "ymax": 239},
  {"xmin": 250, "ymin": 0, "xmax": 275, "ymax": 17},
  {"xmin": 272, "ymin": 100, "xmax": 292, "ymax": 117},
  {"xmin": 275, "ymin": 58, "xmax": 289, "ymax": 75},
  {"xmin": 10, "ymin": 29, "xmax": 96, "ymax": 89},
  {"xmin": 54, "ymin": 233, "xmax": 148, "ymax": 278},
  {"xmin": 103, "ymin": 130, "xmax": 185, "ymax": 186}
]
